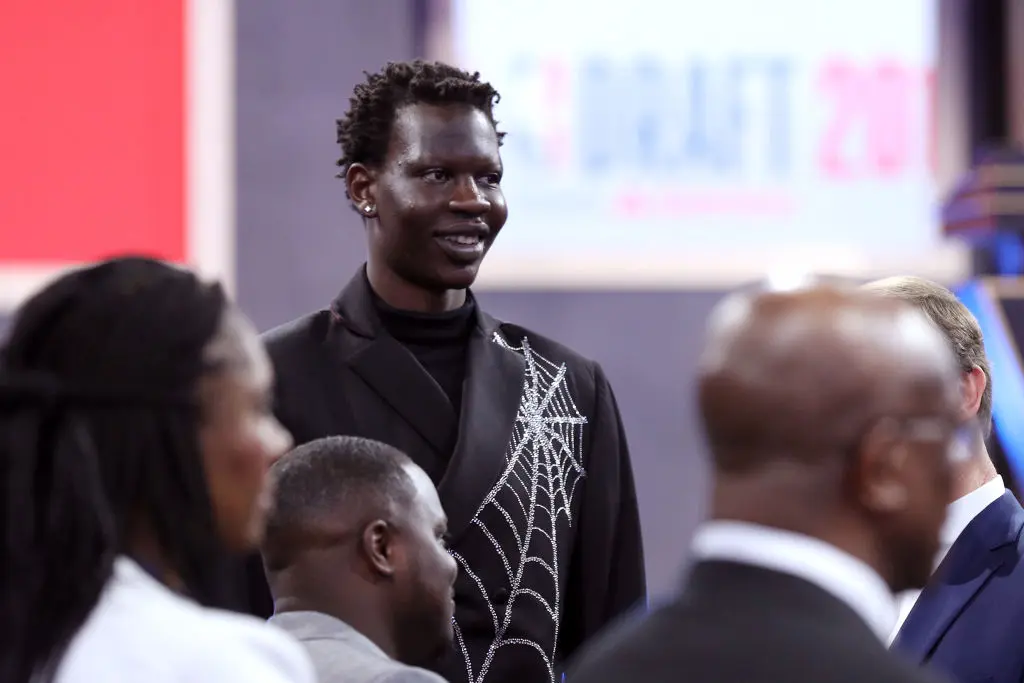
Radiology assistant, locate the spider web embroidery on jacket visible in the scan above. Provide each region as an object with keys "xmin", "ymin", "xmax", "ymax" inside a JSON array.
[{"xmin": 451, "ymin": 333, "xmax": 588, "ymax": 683}]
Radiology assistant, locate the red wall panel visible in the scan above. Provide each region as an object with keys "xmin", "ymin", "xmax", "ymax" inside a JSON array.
[{"xmin": 0, "ymin": 1, "xmax": 185, "ymax": 263}]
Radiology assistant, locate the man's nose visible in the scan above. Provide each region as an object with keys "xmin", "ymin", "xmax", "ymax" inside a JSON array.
[
  {"xmin": 265, "ymin": 419, "xmax": 294, "ymax": 466},
  {"xmin": 446, "ymin": 550, "xmax": 459, "ymax": 584},
  {"xmin": 448, "ymin": 176, "xmax": 490, "ymax": 215}
]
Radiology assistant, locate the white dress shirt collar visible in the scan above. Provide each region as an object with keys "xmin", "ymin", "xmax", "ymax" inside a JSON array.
[
  {"xmin": 888, "ymin": 475, "xmax": 1007, "ymax": 643},
  {"xmin": 691, "ymin": 520, "xmax": 896, "ymax": 641},
  {"xmin": 939, "ymin": 475, "xmax": 1005, "ymax": 554}
]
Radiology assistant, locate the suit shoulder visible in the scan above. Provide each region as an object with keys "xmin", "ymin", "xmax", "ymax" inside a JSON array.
[
  {"xmin": 568, "ymin": 598, "xmax": 936, "ymax": 683},
  {"xmin": 261, "ymin": 310, "xmax": 332, "ymax": 357},
  {"xmin": 494, "ymin": 322, "xmax": 599, "ymax": 374},
  {"xmin": 370, "ymin": 665, "xmax": 449, "ymax": 683},
  {"xmin": 566, "ymin": 602, "xmax": 673, "ymax": 682},
  {"xmin": 303, "ymin": 636, "xmax": 445, "ymax": 683},
  {"xmin": 280, "ymin": 621, "xmax": 445, "ymax": 683}
]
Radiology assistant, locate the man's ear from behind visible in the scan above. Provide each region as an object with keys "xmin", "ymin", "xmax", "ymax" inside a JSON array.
[{"xmin": 362, "ymin": 519, "xmax": 398, "ymax": 579}]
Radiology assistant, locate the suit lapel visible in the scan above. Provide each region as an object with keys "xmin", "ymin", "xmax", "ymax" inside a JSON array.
[
  {"xmin": 347, "ymin": 335, "xmax": 458, "ymax": 453},
  {"xmin": 439, "ymin": 312, "xmax": 525, "ymax": 542},
  {"xmin": 890, "ymin": 556, "xmax": 1000, "ymax": 658},
  {"xmin": 892, "ymin": 491, "xmax": 1024, "ymax": 659},
  {"xmin": 327, "ymin": 271, "xmax": 526, "ymax": 538},
  {"xmin": 327, "ymin": 270, "xmax": 457, "ymax": 457}
]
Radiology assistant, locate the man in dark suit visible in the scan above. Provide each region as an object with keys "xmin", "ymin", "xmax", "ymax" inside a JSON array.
[
  {"xmin": 866, "ymin": 276, "xmax": 1024, "ymax": 683},
  {"xmin": 263, "ymin": 436, "xmax": 454, "ymax": 683},
  {"xmin": 254, "ymin": 60, "xmax": 646, "ymax": 683},
  {"xmin": 566, "ymin": 284, "xmax": 965, "ymax": 683}
]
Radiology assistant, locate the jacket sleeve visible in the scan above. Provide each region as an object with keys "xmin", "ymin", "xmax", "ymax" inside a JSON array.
[{"xmin": 560, "ymin": 362, "xmax": 647, "ymax": 665}]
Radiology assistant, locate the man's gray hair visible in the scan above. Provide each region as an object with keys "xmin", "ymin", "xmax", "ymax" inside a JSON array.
[{"xmin": 862, "ymin": 275, "xmax": 992, "ymax": 436}]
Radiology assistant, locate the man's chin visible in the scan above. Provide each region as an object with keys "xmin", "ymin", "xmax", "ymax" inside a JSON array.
[
  {"xmin": 437, "ymin": 262, "xmax": 482, "ymax": 290},
  {"xmin": 411, "ymin": 637, "xmax": 454, "ymax": 670}
]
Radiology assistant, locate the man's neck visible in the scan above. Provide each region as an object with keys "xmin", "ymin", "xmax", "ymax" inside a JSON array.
[
  {"xmin": 710, "ymin": 475, "xmax": 895, "ymax": 585},
  {"xmin": 365, "ymin": 264, "xmax": 466, "ymax": 313},
  {"xmin": 951, "ymin": 446, "xmax": 999, "ymax": 502}
]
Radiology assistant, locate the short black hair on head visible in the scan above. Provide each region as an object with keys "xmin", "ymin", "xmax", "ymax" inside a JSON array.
[
  {"xmin": 262, "ymin": 436, "xmax": 417, "ymax": 573},
  {"xmin": 335, "ymin": 59, "xmax": 506, "ymax": 198}
]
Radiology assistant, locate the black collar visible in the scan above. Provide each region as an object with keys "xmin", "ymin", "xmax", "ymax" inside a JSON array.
[{"xmin": 329, "ymin": 264, "xmax": 502, "ymax": 340}]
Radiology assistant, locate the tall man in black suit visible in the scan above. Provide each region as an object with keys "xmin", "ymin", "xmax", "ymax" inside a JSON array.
[
  {"xmin": 566, "ymin": 285, "xmax": 965, "ymax": 683},
  {"xmin": 254, "ymin": 61, "xmax": 646, "ymax": 683},
  {"xmin": 866, "ymin": 276, "xmax": 1024, "ymax": 683}
]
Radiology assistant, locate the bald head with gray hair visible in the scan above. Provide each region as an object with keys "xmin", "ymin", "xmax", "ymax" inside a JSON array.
[
  {"xmin": 697, "ymin": 283, "xmax": 964, "ymax": 592},
  {"xmin": 862, "ymin": 276, "xmax": 992, "ymax": 436}
]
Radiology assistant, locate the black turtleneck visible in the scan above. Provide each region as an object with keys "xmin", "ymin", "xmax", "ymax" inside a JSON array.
[{"xmin": 373, "ymin": 295, "xmax": 476, "ymax": 419}]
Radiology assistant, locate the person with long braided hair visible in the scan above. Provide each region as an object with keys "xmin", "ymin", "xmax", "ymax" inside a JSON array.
[{"xmin": 0, "ymin": 256, "xmax": 315, "ymax": 683}]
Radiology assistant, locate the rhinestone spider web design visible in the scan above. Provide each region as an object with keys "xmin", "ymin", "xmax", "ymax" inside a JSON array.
[{"xmin": 450, "ymin": 333, "xmax": 588, "ymax": 683}]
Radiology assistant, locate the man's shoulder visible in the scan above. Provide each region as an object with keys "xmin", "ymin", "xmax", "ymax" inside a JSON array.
[
  {"xmin": 490, "ymin": 319, "xmax": 599, "ymax": 376},
  {"xmin": 565, "ymin": 599, "xmax": 683, "ymax": 681},
  {"xmin": 299, "ymin": 636, "xmax": 445, "ymax": 683},
  {"xmin": 371, "ymin": 671, "xmax": 448, "ymax": 683},
  {"xmin": 261, "ymin": 309, "xmax": 332, "ymax": 344},
  {"xmin": 261, "ymin": 310, "xmax": 333, "ymax": 357},
  {"xmin": 956, "ymin": 490, "xmax": 1024, "ymax": 585},
  {"xmin": 567, "ymin": 598, "xmax": 934, "ymax": 683},
  {"xmin": 487, "ymin": 319, "xmax": 616, "ymax": 417},
  {"xmin": 366, "ymin": 663, "xmax": 449, "ymax": 683}
]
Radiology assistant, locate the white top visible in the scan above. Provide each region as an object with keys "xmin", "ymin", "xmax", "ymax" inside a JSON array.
[
  {"xmin": 53, "ymin": 557, "xmax": 316, "ymax": 683},
  {"xmin": 691, "ymin": 520, "xmax": 897, "ymax": 641},
  {"xmin": 889, "ymin": 475, "xmax": 1007, "ymax": 643}
]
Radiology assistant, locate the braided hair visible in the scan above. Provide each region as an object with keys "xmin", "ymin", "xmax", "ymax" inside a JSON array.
[{"xmin": 0, "ymin": 256, "xmax": 234, "ymax": 682}]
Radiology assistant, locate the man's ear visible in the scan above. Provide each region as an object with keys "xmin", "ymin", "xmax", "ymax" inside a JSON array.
[
  {"xmin": 346, "ymin": 163, "xmax": 377, "ymax": 216},
  {"xmin": 961, "ymin": 365, "xmax": 986, "ymax": 422},
  {"xmin": 361, "ymin": 519, "xmax": 396, "ymax": 578}
]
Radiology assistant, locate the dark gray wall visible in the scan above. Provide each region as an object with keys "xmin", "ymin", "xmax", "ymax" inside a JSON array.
[
  {"xmin": 236, "ymin": 0, "xmax": 418, "ymax": 325},
  {"xmin": 0, "ymin": 1, "xmax": 722, "ymax": 601}
]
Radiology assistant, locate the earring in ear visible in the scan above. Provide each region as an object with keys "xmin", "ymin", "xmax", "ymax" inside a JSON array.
[{"xmin": 364, "ymin": 204, "xmax": 375, "ymax": 214}]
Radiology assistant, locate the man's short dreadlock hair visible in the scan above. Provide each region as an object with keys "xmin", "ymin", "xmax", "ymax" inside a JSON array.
[{"xmin": 335, "ymin": 59, "xmax": 506, "ymax": 200}]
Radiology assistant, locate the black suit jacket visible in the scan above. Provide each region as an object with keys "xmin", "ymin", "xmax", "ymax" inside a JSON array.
[
  {"xmin": 253, "ymin": 269, "xmax": 647, "ymax": 683},
  {"xmin": 566, "ymin": 560, "xmax": 948, "ymax": 683}
]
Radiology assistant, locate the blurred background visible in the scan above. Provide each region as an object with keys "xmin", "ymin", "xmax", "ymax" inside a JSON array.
[{"xmin": 2, "ymin": 0, "xmax": 1023, "ymax": 600}]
